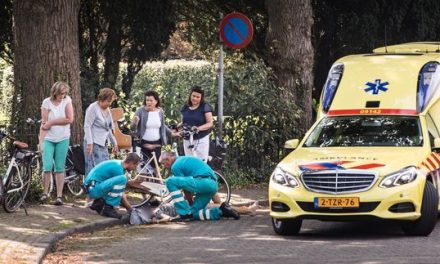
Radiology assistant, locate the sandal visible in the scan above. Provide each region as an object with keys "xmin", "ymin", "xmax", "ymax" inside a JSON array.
[
  {"xmin": 54, "ymin": 197, "xmax": 64, "ymax": 206},
  {"xmin": 39, "ymin": 194, "xmax": 48, "ymax": 204}
]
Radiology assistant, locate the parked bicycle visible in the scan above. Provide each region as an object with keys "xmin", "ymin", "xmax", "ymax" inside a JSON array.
[{"xmin": 0, "ymin": 130, "xmax": 38, "ymax": 213}]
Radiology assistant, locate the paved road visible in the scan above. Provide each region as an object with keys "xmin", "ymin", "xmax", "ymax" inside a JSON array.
[{"xmin": 45, "ymin": 214, "xmax": 440, "ymax": 264}]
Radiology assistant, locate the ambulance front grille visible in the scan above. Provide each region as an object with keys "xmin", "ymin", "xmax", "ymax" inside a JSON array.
[{"xmin": 301, "ymin": 170, "xmax": 378, "ymax": 194}]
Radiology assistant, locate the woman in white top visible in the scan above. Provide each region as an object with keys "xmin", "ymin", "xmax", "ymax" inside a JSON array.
[
  {"xmin": 130, "ymin": 90, "xmax": 169, "ymax": 163},
  {"xmin": 38, "ymin": 81, "xmax": 74, "ymax": 205},
  {"xmin": 83, "ymin": 88, "xmax": 119, "ymax": 176}
]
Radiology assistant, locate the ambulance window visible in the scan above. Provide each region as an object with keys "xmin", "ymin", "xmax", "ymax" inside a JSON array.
[
  {"xmin": 304, "ymin": 116, "xmax": 422, "ymax": 147},
  {"xmin": 426, "ymin": 114, "xmax": 439, "ymax": 147}
]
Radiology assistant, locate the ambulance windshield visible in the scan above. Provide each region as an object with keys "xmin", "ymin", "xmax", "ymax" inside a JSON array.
[{"xmin": 304, "ymin": 116, "xmax": 423, "ymax": 147}]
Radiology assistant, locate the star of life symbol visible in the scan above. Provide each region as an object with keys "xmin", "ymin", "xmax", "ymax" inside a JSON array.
[{"xmin": 364, "ymin": 79, "xmax": 389, "ymax": 95}]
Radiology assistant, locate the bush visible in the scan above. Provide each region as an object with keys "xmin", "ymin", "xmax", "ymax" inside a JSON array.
[
  {"xmin": 0, "ymin": 60, "xmax": 13, "ymax": 122},
  {"xmin": 122, "ymin": 56, "xmax": 298, "ymax": 183}
]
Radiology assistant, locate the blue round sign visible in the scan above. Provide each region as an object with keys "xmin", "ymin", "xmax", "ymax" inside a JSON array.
[{"xmin": 220, "ymin": 12, "xmax": 253, "ymax": 49}]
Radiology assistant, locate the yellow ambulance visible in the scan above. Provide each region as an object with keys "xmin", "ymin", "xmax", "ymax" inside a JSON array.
[{"xmin": 269, "ymin": 42, "xmax": 440, "ymax": 236}]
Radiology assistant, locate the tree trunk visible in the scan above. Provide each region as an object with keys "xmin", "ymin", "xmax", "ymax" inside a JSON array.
[
  {"xmin": 13, "ymin": 0, "xmax": 83, "ymax": 145},
  {"xmin": 102, "ymin": 0, "xmax": 123, "ymax": 89},
  {"xmin": 79, "ymin": 0, "xmax": 101, "ymax": 109},
  {"xmin": 266, "ymin": 0, "xmax": 314, "ymax": 137},
  {"xmin": 121, "ymin": 61, "xmax": 142, "ymax": 100}
]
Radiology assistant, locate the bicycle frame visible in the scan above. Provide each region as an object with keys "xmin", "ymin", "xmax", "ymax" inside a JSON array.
[
  {"xmin": 3, "ymin": 156, "xmax": 24, "ymax": 194},
  {"xmin": 129, "ymin": 151, "xmax": 169, "ymax": 198},
  {"xmin": 2, "ymin": 142, "xmax": 36, "ymax": 213}
]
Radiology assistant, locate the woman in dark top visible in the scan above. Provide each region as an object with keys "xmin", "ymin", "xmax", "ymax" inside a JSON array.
[{"xmin": 176, "ymin": 86, "xmax": 214, "ymax": 162}]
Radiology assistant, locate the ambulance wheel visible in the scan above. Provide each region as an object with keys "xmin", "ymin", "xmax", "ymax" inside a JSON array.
[
  {"xmin": 272, "ymin": 217, "xmax": 302, "ymax": 236},
  {"xmin": 401, "ymin": 181, "xmax": 439, "ymax": 236}
]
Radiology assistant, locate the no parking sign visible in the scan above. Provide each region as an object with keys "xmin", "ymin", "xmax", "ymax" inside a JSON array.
[{"xmin": 220, "ymin": 12, "xmax": 253, "ymax": 49}]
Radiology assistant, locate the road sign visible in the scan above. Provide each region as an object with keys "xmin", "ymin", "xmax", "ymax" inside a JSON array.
[{"xmin": 220, "ymin": 12, "xmax": 253, "ymax": 49}]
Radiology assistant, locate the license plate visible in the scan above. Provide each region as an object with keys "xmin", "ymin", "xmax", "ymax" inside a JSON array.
[{"xmin": 314, "ymin": 197, "xmax": 359, "ymax": 208}]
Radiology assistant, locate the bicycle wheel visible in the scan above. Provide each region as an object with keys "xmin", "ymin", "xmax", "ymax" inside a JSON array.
[
  {"xmin": 130, "ymin": 193, "xmax": 155, "ymax": 208},
  {"xmin": 215, "ymin": 171, "xmax": 231, "ymax": 204},
  {"xmin": 3, "ymin": 164, "xmax": 31, "ymax": 213},
  {"xmin": 66, "ymin": 169, "xmax": 85, "ymax": 196}
]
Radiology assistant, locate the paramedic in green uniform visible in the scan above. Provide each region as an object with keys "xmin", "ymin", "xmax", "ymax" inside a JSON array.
[
  {"xmin": 85, "ymin": 153, "xmax": 140, "ymax": 218},
  {"xmin": 161, "ymin": 152, "xmax": 239, "ymax": 221}
]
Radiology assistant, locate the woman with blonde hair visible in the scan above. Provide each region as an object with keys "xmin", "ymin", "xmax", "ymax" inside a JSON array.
[
  {"xmin": 39, "ymin": 81, "xmax": 74, "ymax": 205},
  {"xmin": 83, "ymin": 88, "xmax": 119, "ymax": 176}
]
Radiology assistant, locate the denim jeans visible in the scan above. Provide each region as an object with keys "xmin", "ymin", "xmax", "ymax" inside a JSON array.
[{"xmin": 84, "ymin": 141, "xmax": 109, "ymax": 176}]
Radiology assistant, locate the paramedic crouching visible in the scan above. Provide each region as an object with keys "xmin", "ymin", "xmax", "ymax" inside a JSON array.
[
  {"xmin": 84, "ymin": 153, "xmax": 140, "ymax": 219},
  {"xmin": 160, "ymin": 152, "xmax": 239, "ymax": 221}
]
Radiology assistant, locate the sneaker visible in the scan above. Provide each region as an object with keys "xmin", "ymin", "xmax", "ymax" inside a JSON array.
[
  {"xmin": 39, "ymin": 194, "xmax": 48, "ymax": 204},
  {"xmin": 100, "ymin": 204, "xmax": 121, "ymax": 219},
  {"xmin": 54, "ymin": 197, "xmax": 64, "ymax": 206},
  {"xmin": 220, "ymin": 202, "xmax": 240, "ymax": 220},
  {"xmin": 171, "ymin": 213, "xmax": 193, "ymax": 222},
  {"xmin": 89, "ymin": 198, "xmax": 104, "ymax": 213}
]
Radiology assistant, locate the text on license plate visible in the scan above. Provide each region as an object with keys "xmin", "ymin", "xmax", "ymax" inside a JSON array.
[{"xmin": 314, "ymin": 197, "xmax": 359, "ymax": 208}]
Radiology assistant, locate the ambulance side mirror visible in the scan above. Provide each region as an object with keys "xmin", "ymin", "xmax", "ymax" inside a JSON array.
[
  {"xmin": 284, "ymin": 139, "xmax": 300, "ymax": 150},
  {"xmin": 434, "ymin": 138, "xmax": 440, "ymax": 149}
]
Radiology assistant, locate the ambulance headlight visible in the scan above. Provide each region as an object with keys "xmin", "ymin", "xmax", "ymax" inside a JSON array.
[
  {"xmin": 271, "ymin": 167, "xmax": 299, "ymax": 188},
  {"xmin": 379, "ymin": 167, "xmax": 417, "ymax": 188}
]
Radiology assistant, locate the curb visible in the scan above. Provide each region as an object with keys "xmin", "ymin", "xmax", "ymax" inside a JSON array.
[{"xmin": 37, "ymin": 217, "xmax": 126, "ymax": 264}]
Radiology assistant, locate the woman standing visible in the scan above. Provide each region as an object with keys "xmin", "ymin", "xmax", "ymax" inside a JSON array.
[
  {"xmin": 39, "ymin": 81, "xmax": 74, "ymax": 205},
  {"xmin": 130, "ymin": 90, "xmax": 169, "ymax": 161},
  {"xmin": 176, "ymin": 85, "xmax": 213, "ymax": 162},
  {"xmin": 84, "ymin": 88, "xmax": 119, "ymax": 176}
]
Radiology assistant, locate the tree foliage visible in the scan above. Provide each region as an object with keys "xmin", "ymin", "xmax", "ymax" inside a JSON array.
[
  {"xmin": 0, "ymin": 0, "xmax": 13, "ymax": 64},
  {"xmin": 79, "ymin": 0, "xmax": 175, "ymax": 108},
  {"xmin": 174, "ymin": 0, "xmax": 267, "ymax": 60},
  {"xmin": 313, "ymin": 0, "xmax": 440, "ymax": 98}
]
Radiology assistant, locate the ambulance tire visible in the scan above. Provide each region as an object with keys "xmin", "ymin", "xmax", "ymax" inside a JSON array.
[
  {"xmin": 272, "ymin": 217, "xmax": 302, "ymax": 236},
  {"xmin": 401, "ymin": 181, "xmax": 439, "ymax": 236}
]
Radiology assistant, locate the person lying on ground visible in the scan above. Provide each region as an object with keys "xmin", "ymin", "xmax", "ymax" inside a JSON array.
[
  {"xmin": 184, "ymin": 191, "xmax": 260, "ymax": 216},
  {"xmin": 129, "ymin": 200, "xmax": 174, "ymax": 225}
]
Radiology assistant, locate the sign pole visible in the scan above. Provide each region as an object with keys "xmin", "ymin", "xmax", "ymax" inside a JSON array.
[
  {"xmin": 218, "ymin": 12, "xmax": 253, "ymax": 141},
  {"xmin": 218, "ymin": 14, "xmax": 224, "ymax": 141}
]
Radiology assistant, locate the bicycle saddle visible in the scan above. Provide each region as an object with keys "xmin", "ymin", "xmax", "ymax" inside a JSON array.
[{"xmin": 13, "ymin": 141, "xmax": 28, "ymax": 149}]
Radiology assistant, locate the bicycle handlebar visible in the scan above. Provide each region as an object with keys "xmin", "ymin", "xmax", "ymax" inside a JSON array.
[{"xmin": 180, "ymin": 125, "xmax": 198, "ymax": 139}]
